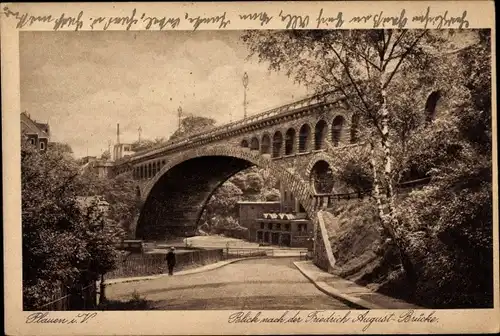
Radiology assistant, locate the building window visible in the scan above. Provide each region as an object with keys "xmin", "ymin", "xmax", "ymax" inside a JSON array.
[
  {"xmin": 285, "ymin": 223, "xmax": 291, "ymax": 231},
  {"xmin": 299, "ymin": 124, "xmax": 311, "ymax": 152},
  {"xmin": 285, "ymin": 128, "xmax": 296, "ymax": 155},
  {"xmin": 261, "ymin": 134, "xmax": 271, "ymax": 154},
  {"xmin": 29, "ymin": 138, "xmax": 35, "ymax": 145},
  {"xmin": 314, "ymin": 119, "xmax": 328, "ymax": 150},
  {"xmin": 272, "ymin": 131, "xmax": 283, "ymax": 158},
  {"xmin": 267, "ymin": 223, "xmax": 272, "ymax": 230},
  {"xmin": 298, "ymin": 223, "xmax": 308, "ymax": 233},
  {"xmin": 260, "ymin": 223, "xmax": 265, "ymax": 229},
  {"xmin": 331, "ymin": 116, "xmax": 345, "ymax": 146},
  {"xmin": 250, "ymin": 137, "xmax": 259, "ymax": 151},
  {"xmin": 40, "ymin": 142, "xmax": 45, "ymax": 150},
  {"xmin": 276, "ymin": 223, "xmax": 281, "ymax": 230}
]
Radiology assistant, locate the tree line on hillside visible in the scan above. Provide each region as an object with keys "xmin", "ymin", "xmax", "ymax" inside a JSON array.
[
  {"xmin": 130, "ymin": 116, "xmax": 217, "ymax": 153},
  {"xmin": 21, "ymin": 140, "xmax": 128, "ymax": 309},
  {"xmin": 242, "ymin": 29, "xmax": 492, "ymax": 308},
  {"xmin": 198, "ymin": 167, "xmax": 281, "ymax": 238}
]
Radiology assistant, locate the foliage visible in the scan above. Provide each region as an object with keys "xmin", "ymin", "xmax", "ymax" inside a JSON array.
[
  {"xmin": 242, "ymin": 30, "xmax": 441, "ymax": 126},
  {"xmin": 48, "ymin": 142, "xmax": 73, "ymax": 154},
  {"xmin": 22, "ymin": 140, "xmax": 124, "ymax": 309},
  {"xmin": 131, "ymin": 137, "xmax": 167, "ymax": 153},
  {"xmin": 243, "ymin": 172, "xmax": 264, "ymax": 195},
  {"xmin": 242, "ymin": 29, "xmax": 447, "ymax": 276},
  {"xmin": 211, "ymin": 216, "xmax": 249, "ymax": 240},
  {"xmin": 229, "ymin": 166, "xmax": 280, "ymax": 201},
  {"xmin": 212, "ymin": 216, "xmax": 242, "ymax": 231},
  {"xmin": 262, "ymin": 188, "xmax": 280, "ymax": 201},
  {"xmin": 169, "ymin": 115, "xmax": 216, "ymax": 141},
  {"xmin": 456, "ymin": 31, "xmax": 491, "ymax": 154},
  {"xmin": 243, "ymin": 29, "xmax": 493, "ymax": 308},
  {"xmin": 130, "ymin": 116, "xmax": 216, "ymax": 153},
  {"xmin": 100, "ymin": 149, "xmax": 111, "ymax": 160},
  {"xmin": 329, "ymin": 145, "xmax": 375, "ymax": 193},
  {"xmin": 396, "ymin": 32, "xmax": 493, "ymax": 307},
  {"xmin": 199, "ymin": 166, "xmax": 281, "ymax": 236},
  {"xmin": 203, "ymin": 181, "xmax": 243, "ymax": 220},
  {"xmin": 99, "ymin": 172, "xmax": 142, "ymax": 236},
  {"xmin": 199, "ymin": 181, "xmax": 242, "ymax": 234},
  {"xmin": 98, "ymin": 290, "xmax": 151, "ymax": 310},
  {"xmin": 78, "ymin": 170, "xmax": 142, "ymax": 237}
]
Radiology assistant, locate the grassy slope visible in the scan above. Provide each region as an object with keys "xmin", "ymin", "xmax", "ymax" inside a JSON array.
[{"xmin": 327, "ymin": 197, "xmax": 409, "ymax": 295}]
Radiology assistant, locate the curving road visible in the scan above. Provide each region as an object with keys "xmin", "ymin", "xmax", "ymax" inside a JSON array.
[{"xmin": 106, "ymin": 257, "xmax": 350, "ymax": 310}]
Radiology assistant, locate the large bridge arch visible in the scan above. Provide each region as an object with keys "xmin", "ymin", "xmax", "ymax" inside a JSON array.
[{"xmin": 136, "ymin": 145, "xmax": 316, "ymax": 240}]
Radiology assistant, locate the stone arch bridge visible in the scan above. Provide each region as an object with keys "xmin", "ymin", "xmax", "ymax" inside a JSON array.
[{"xmin": 109, "ymin": 91, "xmax": 361, "ymax": 241}]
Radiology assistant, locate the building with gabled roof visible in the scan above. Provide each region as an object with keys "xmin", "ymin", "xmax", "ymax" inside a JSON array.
[
  {"xmin": 238, "ymin": 181, "xmax": 313, "ymax": 248},
  {"xmin": 21, "ymin": 112, "xmax": 50, "ymax": 151}
]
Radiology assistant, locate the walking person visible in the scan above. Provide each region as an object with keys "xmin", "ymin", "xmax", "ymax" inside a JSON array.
[{"xmin": 166, "ymin": 247, "xmax": 176, "ymax": 276}]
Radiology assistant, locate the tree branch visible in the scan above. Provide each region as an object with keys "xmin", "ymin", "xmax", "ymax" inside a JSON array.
[
  {"xmin": 382, "ymin": 30, "xmax": 427, "ymax": 90},
  {"xmin": 328, "ymin": 43, "xmax": 373, "ymax": 115},
  {"xmin": 383, "ymin": 30, "xmax": 407, "ymax": 71},
  {"xmin": 343, "ymin": 41, "xmax": 381, "ymax": 71},
  {"xmin": 319, "ymin": 65, "xmax": 365, "ymax": 115}
]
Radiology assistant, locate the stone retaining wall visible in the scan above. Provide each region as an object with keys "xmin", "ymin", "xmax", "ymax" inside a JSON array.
[{"xmin": 312, "ymin": 210, "xmax": 337, "ymax": 272}]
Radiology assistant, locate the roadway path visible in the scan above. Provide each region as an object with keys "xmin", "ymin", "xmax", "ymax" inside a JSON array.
[{"xmin": 106, "ymin": 257, "xmax": 350, "ymax": 310}]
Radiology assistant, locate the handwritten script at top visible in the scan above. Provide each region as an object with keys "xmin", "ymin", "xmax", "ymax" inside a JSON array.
[{"xmin": 3, "ymin": 6, "xmax": 470, "ymax": 31}]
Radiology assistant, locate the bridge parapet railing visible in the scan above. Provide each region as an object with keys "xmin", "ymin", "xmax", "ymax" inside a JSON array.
[
  {"xmin": 186, "ymin": 90, "xmax": 337, "ymax": 142},
  {"xmin": 312, "ymin": 177, "xmax": 432, "ymax": 210}
]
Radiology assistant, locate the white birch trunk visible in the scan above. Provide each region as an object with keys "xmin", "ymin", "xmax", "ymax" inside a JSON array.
[
  {"xmin": 378, "ymin": 75, "xmax": 414, "ymax": 280},
  {"xmin": 369, "ymin": 141, "xmax": 395, "ymax": 239},
  {"xmin": 379, "ymin": 78, "xmax": 399, "ymax": 236}
]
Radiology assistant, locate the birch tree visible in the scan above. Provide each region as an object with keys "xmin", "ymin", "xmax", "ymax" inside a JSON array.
[{"xmin": 242, "ymin": 29, "xmax": 449, "ymax": 278}]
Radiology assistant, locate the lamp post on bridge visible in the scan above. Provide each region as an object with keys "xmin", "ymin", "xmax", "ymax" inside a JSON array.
[{"xmin": 178, "ymin": 106, "xmax": 183, "ymax": 129}]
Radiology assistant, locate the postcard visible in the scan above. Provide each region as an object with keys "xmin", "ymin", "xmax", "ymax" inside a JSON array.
[{"xmin": 2, "ymin": 1, "xmax": 498, "ymax": 335}]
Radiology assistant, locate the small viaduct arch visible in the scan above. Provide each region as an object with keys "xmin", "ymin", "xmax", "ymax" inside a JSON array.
[{"xmin": 237, "ymin": 113, "xmax": 352, "ymax": 156}]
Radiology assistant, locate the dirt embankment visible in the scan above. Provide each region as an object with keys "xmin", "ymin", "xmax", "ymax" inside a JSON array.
[{"xmin": 326, "ymin": 199, "xmax": 406, "ymax": 295}]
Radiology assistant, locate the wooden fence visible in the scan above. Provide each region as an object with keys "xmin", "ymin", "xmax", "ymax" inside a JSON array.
[{"xmin": 36, "ymin": 282, "xmax": 97, "ymax": 311}]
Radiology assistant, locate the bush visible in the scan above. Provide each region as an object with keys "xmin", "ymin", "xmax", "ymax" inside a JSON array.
[
  {"xmin": 398, "ymin": 159, "xmax": 493, "ymax": 308},
  {"xmin": 22, "ymin": 140, "xmax": 123, "ymax": 309}
]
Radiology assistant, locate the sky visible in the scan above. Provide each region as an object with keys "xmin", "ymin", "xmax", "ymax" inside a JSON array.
[{"xmin": 20, "ymin": 31, "xmax": 309, "ymax": 158}]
